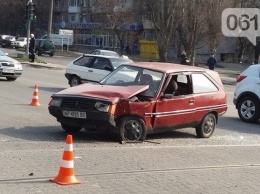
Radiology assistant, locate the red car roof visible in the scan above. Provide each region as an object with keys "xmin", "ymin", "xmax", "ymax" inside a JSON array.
[{"xmin": 129, "ymin": 62, "xmax": 206, "ymax": 74}]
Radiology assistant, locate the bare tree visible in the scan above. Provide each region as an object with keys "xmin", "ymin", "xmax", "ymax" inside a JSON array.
[
  {"xmin": 144, "ymin": 0, "xmax": 182, "ymax": 62},
  {"xmin": 93, "ymin": 0, "xmax": 137, "ymax": 55}
]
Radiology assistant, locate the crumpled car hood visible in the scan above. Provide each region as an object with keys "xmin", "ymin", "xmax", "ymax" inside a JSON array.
[{"xmin": 53, "ymin": 84, "xmax": 149, "ymax": 104}]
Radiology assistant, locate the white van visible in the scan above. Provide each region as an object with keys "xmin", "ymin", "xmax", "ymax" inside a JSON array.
[{"xmin": 42, "ymin": 34, "xmax": 73, "ymax": 50}]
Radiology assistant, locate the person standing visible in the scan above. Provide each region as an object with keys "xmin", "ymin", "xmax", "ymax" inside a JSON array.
[
  {"xmin": 207, "ymin": 54, "xmax": 217, "ymax": 70},
  {"xmin": 180, "ymin": 51, "xmax": 188, "ymax": 65},
  {"xmin": 29, "ymin": 34, "xmax": 35, "ymax": 62}
]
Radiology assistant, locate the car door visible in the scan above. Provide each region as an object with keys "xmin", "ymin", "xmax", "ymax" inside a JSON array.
[
  {"xmin": 153, "ymin": 74, "xmax": 195, "ymax": 131},
  {"xmin": 87, "ymin": 57, "xmax": 113, "ymax": 82},
  {"xmin": 69, "ymin": 56, "xmax": 95, "ymax": 82}
]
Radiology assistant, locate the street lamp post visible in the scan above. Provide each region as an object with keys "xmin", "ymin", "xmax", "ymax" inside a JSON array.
[
  {"xmin": 47, "ymin": 0, "xmax": 54, "ymax": 39},
  {"xmin": 26, "ymin": 0, "xmax": 32, "ymax": 55}
]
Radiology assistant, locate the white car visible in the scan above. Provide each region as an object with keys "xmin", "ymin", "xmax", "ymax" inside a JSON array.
[
  {"xmin": 90, "ymin": 49, "xmax": 120, "ymax": 57},
  {"xmin": 11, "ymin": 37, "xmax": 28, "ymax": 48},
  {"xmin": 233, "ymin": 64, "xmax": 260, "ymax": 123},
  {"xmin": 0, "ymin": 50, "xmax": 23, "ymax": 81},
  {"xmin": 90, "ymin": 49, "xmax": 129, "ymax": 59},
  {"xmin": 65, "ymin": 54, "xmax": 133, "ymax": 87}
]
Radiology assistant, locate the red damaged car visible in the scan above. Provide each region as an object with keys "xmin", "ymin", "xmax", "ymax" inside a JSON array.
[{"xmin": 48, "ymin": 62, "xmax": 227, "ymax": 142}]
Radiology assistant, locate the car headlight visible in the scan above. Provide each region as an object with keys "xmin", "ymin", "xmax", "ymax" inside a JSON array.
[
  {"xmin": 49, "ymin": 98, "xmax": 62, "ymax": 107},
  {"xmin": 95, "ymin": 102, "xmax": 109, "ymax": 112}
]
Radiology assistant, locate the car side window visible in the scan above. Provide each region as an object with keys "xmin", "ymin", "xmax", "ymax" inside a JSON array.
[
  {"xmin": 164, "ymin": 74, "xmax": 192, "ymax": 96},
  {"xmin": 73, "ymin": 56, "xmax": 94, "ymax": 67},
  {"xmin": 192, "ymin": 73, "xmax": 218, "ymax": 94},
  {"xmin": 92, "ymin": 58, "xmax": 111, "ymax": 70}
]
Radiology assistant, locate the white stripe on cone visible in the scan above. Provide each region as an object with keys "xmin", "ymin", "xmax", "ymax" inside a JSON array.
[
  {"xmin": 65, "ymin": 144, "xmax": 73, "ymax": 151},
  {"xmin": 61, "ymin": 160, "xmax": 74, "ymax": 168}
]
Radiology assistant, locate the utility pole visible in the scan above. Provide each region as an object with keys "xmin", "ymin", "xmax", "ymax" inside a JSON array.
[
  {"xmin": 26, "ymin": 0, "xmax": 32, "ymax": 55},
  {"xmin": 47, "ymin": 0, "xmax": 54, "ymax": 39}
]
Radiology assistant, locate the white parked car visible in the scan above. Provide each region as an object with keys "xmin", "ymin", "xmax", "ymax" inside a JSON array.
[
  {"xmin": 11, "ymin": 37, "xmax": 28, "ymax": 48},
  {"xmin": 90, "ymin": 49, "xmax": 120, "ymax": 57},
  {"xmin": 90, "ymin": 49, "xmax": 129, "ymax": 59},
  {"xmin": 65, "ymin": 54, "xmax": 133, "ymax": 87},
  {"xmin": 0, "ymin": 50, "xmax": 23, "ymax": 81},
  {"xmin": 233, "ymin": 64, "xmax": 260, "ymax": 123}
]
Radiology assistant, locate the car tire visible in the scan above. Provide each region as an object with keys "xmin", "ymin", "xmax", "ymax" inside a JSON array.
[
  {"xmin": 237, "ymin": 96, "xmax": 260, "ymax": 123},
  {"xmin": 118, "ymin": 116, "xmax": 147, "ymax": 143},
  {"xmin": 6, "ymin": 77, "xmax": 17, "ymax": 81},
  {"xmin": 69, "ymin": 75, "xmax": 82, "ymax": 87},
  {"xmin": 49, "ymin": 53, "xmax": 54, "ymax": 57},
  {"xmin": 61, "ymin": 123, "xmax": 82, "ymax": 133},
  {"xmin": 196, "ymin": 113, "xmax": 216, "ymax": 138}
]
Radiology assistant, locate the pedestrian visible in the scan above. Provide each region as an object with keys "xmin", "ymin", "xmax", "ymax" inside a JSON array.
[
  {"xmin": 180, "ymin": 51, "xmax": 188, "ymax": 65},
  {"xmin": 29, "ymin": 34, "xmax": 35, "ymax": 63},
  {"xmin": 207, "ymin": 54, "xmax": 217, "ymax": 70}
]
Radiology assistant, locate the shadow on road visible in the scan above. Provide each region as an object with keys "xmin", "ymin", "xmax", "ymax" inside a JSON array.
[
  {"xmin": 0, "ymin": 125, "xmax": 197, "ymax": 144},
  {"xmin": 218, "ymin": 116, "xmax": 260, "ymax": 134}
]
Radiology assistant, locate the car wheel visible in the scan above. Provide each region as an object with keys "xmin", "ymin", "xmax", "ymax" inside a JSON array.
[
  {"xmin": 238, "ymin": 96, "xmax": 260, "ymax": 123},
  {"xmin": 6, "ymin": 77, "xmax": 17, "ymax": 81},
  {"xmin": 118, "ymin": 116, "xmax": 147, "ymax": 143},
  {"xmin": 49, "ymin": 53, "xmax": 54, "ymax": 57},
  {"xmin": 69, "ymin": 75, "xmax": 82, "ymax": 87},
  {"xmin": 196, "ymin": 113, "xmax": 216, "ymax": 138},
  {"xmin": 61, "ymin": 123, "xmax": 82, "ymax": 133}
]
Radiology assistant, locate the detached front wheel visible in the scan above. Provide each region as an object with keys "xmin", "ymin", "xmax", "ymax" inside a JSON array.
[
  {"xmin": 196, "ymin": 113, "xmax": 216, "ymax": 138},
  {"xmin": 118, "ymin": 116, "xmax": 147, "ymax": 143}
]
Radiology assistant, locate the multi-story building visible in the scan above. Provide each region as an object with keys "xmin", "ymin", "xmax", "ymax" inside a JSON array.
[{"xmin": 52, "ymin": 0, "xmax": 143, "ymax": 49}]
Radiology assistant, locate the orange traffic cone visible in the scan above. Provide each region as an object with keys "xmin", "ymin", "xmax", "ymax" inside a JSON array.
[
  {"xmin": 30, "ymin": 85, "xmax": 40, "ymax": 106},
  {"xmin": 50, "ymin": 135, "xmax": 81, "ymax": 185}
]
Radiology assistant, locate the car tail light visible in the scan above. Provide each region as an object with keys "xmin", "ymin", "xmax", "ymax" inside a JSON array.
[{"xmin": 236, "ymin": 75, "xmax": 247, "ymax": 83}]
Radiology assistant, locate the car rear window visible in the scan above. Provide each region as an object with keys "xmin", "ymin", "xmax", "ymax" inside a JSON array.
[{"xmin": 192, "ymin": 73, "xmax": 218, "ymax": 93}]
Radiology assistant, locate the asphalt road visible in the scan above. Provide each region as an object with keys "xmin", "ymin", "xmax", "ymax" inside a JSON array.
[{"xmin": 0, "ymin": 58, "xmax": 260, "ymax": 194}]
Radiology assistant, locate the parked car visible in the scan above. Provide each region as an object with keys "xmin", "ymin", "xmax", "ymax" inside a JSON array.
[
  {"xmin": 35, "ymin": 39, "xmax": 55, "ymax": 56},
  {"xmin": 0, "ymin": 49, "xmax": 23, "ymax": 81},
  {"xmin": 90, "ymin": 49, "xmax": 120, "ymax": 57},
  {"xmin": 49, "ymin": 62, "xmax": 228, "ymax": 143},
  {"xmin": 1, "ymin": 36, "xmax": 16, "ymax": 48},
  {"xmin": 233, "ymin": 64, "xmax": 260, "ymax": 123},
  {"xmin": 11, "ymin": 37, "xmax": 28, "ymax": 49},
  {"xmin": 65, "ymin": 54, "xmax": 134, "ymax": 87}
]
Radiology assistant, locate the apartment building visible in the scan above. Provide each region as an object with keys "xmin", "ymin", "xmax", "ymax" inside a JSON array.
[{"xmin": 52, "ymin": 0, "xmax": 143, "ymax": 49}]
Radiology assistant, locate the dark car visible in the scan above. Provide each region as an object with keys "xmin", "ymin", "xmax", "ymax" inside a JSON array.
[
  {"xmin": 0, "ymin": 35, "xmax": 16, "ymax": 48},
  {"xmin": 35, "ymin": 39, "xmax": 55, "ymax": 56}
]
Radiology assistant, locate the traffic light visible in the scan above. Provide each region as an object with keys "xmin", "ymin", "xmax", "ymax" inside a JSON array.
[
  {"xmin": 29, "ymin": 2, "xmax": 36, "ymax": 21},
  {"xmin": 25, "ymin": 4, "xmax": 29, "ymax": 20}
]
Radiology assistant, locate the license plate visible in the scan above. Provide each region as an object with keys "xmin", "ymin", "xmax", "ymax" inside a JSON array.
[
  {"xmin": 3, "ymin": 69, "xmax": 14, "ymax": 73},
  {"xmin": 62, "ymin": 110, "xmax": 87, "ymax": 119}
]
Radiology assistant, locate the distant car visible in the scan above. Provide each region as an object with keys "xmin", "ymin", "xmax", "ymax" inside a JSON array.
[
  {"xmin": 233, "ymin": 64, "xmax": 260, "ymax": 123},
  {"xmin": 90, "ymin": 49, "xmax": 120, "ymax": 57},
  {"xmin": 35, "ymin": 39, "xmax": 55, "ymax": 56},
  {"xmin": 0, "ymin": 49, "xmax": 22, "ymax": 81},
  {"xmin": 49, "ymin": 62, "xmax": 228, "ymax": 143},
  {"xmin": 11, "ymin": 37, "xmax": 28, "ymax": 49},
  {"xmin": 65, "ymin": 54, "xmax": 134, "ymax": 87},
  {"xmin": 0, "ymin": 35, "xmax": 15, "ymax": 48}
]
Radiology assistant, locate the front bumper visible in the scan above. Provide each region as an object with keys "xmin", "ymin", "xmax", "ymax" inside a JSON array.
[
  {"xmin": 0, "ymin": 69, "xmax": 22, "ymax": 77},
  {"xmin": 48, "ymin": 106, "xmax": 118, "ymax": 133}
]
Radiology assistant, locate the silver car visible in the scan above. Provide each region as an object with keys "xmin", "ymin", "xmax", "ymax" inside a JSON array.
[{"xmin": 0, "ymin": 50, "xmax": 23, "ymax": 81}]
